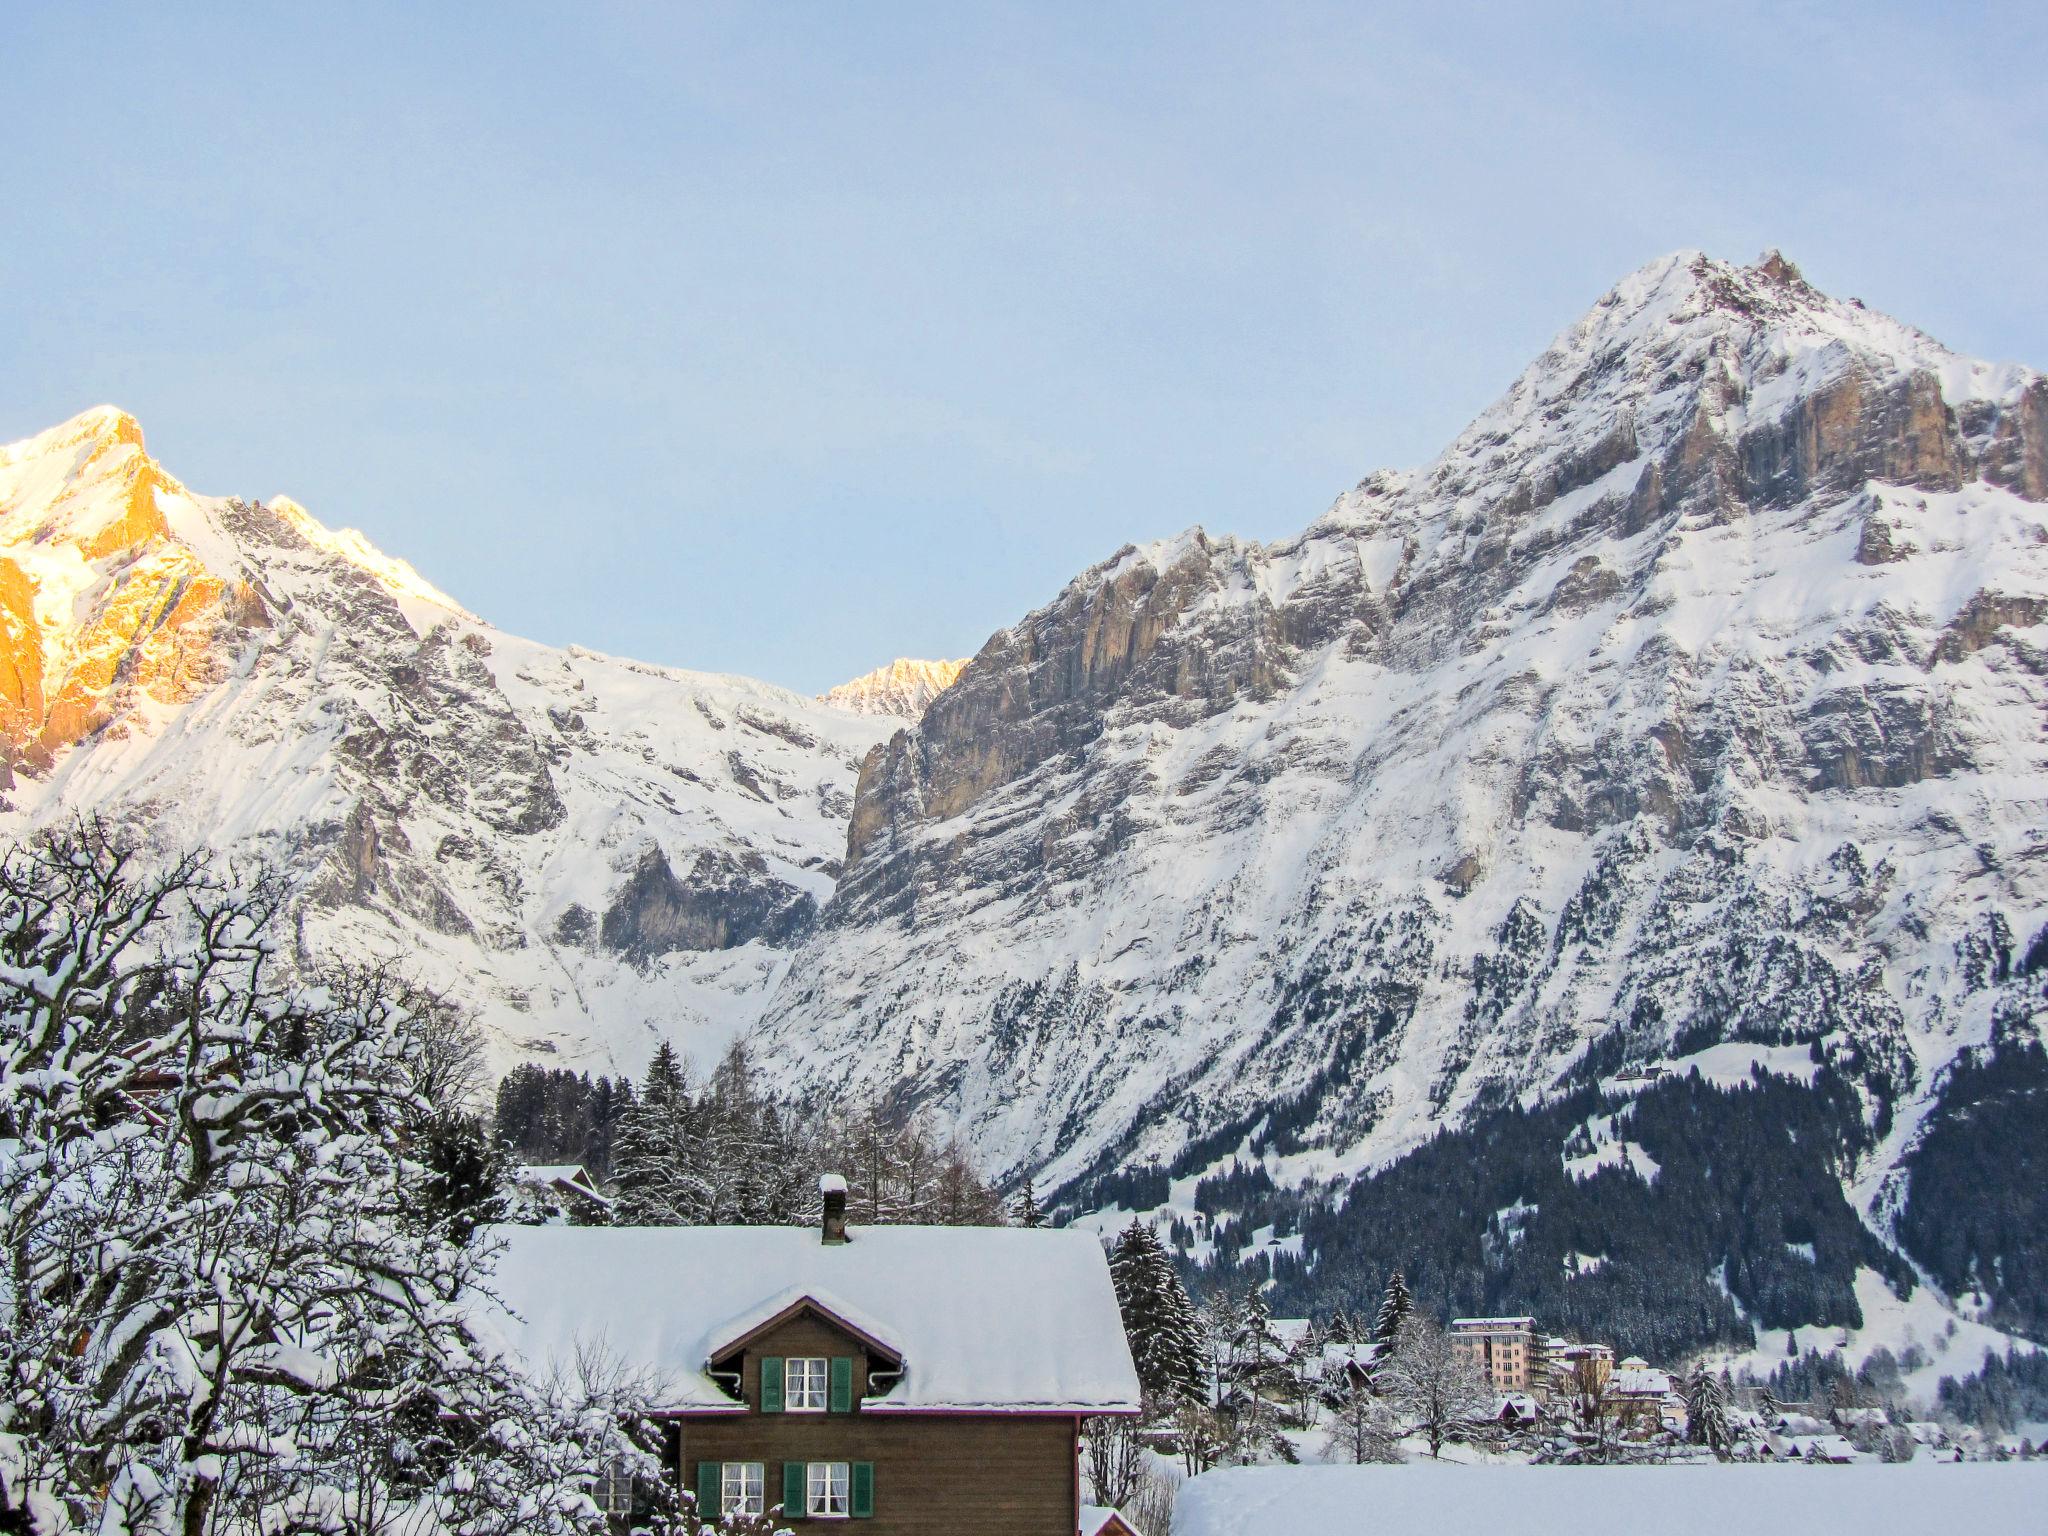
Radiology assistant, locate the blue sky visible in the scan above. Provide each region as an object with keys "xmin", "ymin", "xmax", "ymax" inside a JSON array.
[{"xmin": 7, "ymin": 3, "xmax": 2045, "ymax": 692}]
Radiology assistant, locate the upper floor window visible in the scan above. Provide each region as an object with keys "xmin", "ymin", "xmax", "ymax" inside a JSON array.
[
  {"xmin": 787, "ymin": 1356, "xmax": 830, "ymax": 1411},
  {"xmin": 807, "ymin": 1461, "xmax": 849, "ymax": 1518}
]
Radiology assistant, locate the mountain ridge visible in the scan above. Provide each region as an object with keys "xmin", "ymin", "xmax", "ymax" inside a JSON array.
[
  {"xmin": 0, "ymin": 404, "xmax": 898, "ymax": 1074},
  {"xmin": 755, "ymin": 250, "xmax": 2047, "ymax": 1290},
  {"xmin": 6, "ymin": 251, "xmax": 2045, "ymax": 1360}
]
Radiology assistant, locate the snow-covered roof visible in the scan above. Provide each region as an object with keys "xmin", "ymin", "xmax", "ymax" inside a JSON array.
[
  {"xmin": 1610, "ymin": 1367, "xmax": 1672, "ymax": 1396},
  {"xmin": 514, "ymin": 1164, "xmax": 597, "ymax": 1187},
  {"xmin": 1449, "ymin": 1316, "xmax": 1535, "ymax": 1329},
  {"xmin": 1080, "ymin": 1506, "xmax": 1135, "ymax": 1536},
  {"xmin": 469, "ymin": 1223, "xmax": 1141, "ymax": 1416}
]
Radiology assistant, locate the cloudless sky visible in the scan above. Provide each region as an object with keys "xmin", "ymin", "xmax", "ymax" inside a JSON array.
[{"xmin": 6, "ymin": 3, "xmax": 2045, "ymax": 692}]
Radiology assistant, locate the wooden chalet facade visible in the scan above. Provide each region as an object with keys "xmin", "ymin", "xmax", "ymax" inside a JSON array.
[{"xmin": 479, "ymin": 1177, "xmax": 1141, "ymax": 1536}]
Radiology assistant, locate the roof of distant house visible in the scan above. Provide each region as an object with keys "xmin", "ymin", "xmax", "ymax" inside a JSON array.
[
  {"xmin": 468, "ymin": 1223, "xmax": 1142, "ymax": 1416},
  {"xmin": 514, "ymin": 1163, "xmax": 598, "ymax": 1186},
  {"xmin": 1080, "ymin": 1506, "xmax": 1141, "ymax": 1536}
]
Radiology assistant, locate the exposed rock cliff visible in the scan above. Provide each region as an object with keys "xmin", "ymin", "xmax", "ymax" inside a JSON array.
[{"xmin": 759, "ymin": 253, "xmax": 2048, "ymax": 1245}]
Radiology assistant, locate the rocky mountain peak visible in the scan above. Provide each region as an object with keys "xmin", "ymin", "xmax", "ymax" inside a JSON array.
[
  {"xmin": 818, "ymin": 656, "xmax": 969, "ymax": 720},
  {"xmin": 0, "ymin": 407, "xmax": 903, "ymax": 1075},
  {"xmin": 764, "ymin": 249, "xmax": 2048, "ymax": 1224}
]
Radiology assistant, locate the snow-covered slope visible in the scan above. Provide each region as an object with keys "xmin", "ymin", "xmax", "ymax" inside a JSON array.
[
  {"xmin": 819, "ymin": 657, "xmax": 969, "ymax": 720},
  {"xmin": 758, "ymin": 252, "xmax": 2048, "ymax": 1231},
  {"xmin": 0, "ymin": 407, "xmax": 897, "ymax": 1073}
]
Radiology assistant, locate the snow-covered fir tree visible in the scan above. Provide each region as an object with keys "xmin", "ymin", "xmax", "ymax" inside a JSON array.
[
  {"xmin": 1685, "ymin": 1363, "xmax": 1733, "ymax": 1458},
  {"xmin": 1373, "ymin": 1270, "xmax": 1414, "ymax": 1349},
  {"xmin": 599, "ymin": 1044, "xmax": 1005, "ymax": 1229},
  {"xmin": 1107, "ymin": 1222, "xmax": 1206, "ymax": 1407},
  {"xmin": 609, "ymin": 1039, "xmax": 700, "ymax": 1224}
]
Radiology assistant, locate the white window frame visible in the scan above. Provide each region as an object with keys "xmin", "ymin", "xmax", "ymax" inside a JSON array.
[
  {"xmin": 806, "ymin": 1461, "xmax": 850, "ymax": 1519},
  {"xmin": 595, "ymin": 1458, "xmax": 633, "ymax": 1515},
  {"xmin": 786, "ymin": 1355, "xmax": 830, "ymax": 1412},
  {"xmin": 722, "ymin": 1461, "xmax": 765, "ymax": 1518}
]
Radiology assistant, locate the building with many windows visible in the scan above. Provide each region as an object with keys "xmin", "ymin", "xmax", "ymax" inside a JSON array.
[
  {"xmin": 475, "ymin": 1177, "xmax": 1141, "ymax": 1533},
  {"xmin": 1447, "ymin": 1316, "xmax": 1538, "ymax": 1392}
]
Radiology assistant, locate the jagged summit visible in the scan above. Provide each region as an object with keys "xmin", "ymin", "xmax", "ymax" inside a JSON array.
[
  {"xmin": 760, "ymin": 244, "xmax": 2048, "ymax": 1285},
  {"xmin": 819, "ymin": 656, "xmax": 969, "ymax": 720},
  {"xmin": 1320, "ymin": 248, "xmax": 2040, "ymax": 545}
]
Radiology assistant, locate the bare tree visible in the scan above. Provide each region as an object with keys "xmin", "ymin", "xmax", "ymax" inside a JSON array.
[
  {"xmin": 1126, "ymin": 1458, "xmax": 1183, "ymax": 1536},
  {"xmin": 1324, "ymin": 1376, "xmax": 1405, "ymax": 1464},
  {"xmin": 1380, "ymin": 1315, "xmax": 1493, "ymax": 1459},
  {"xmin": 1085, "ymin": 1415, "xmax": 1144, "ymax": 1508},
  {"xmin": 1562, "ymin": 1355, "xmax": 1621, "ymax": 1456},
  {"xmin": 1170, "ymin": 1398, "xmax": 1228, "ymax": 1477}
]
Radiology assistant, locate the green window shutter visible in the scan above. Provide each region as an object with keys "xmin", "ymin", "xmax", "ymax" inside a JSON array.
[
  {"xmin": 850, "ymin": 1461, "xmax": 874, "ymax": 1518},
  {"xmin": 782, "ymin": 1461, "xmax": 807, "ymax": 1519},
  {"xmin": 760, "ymin": 1355, "xmax": 784, "ymax": 1413},
  {"xmin": 829, "ymin": 1355, "xmax": 853, "ymax": 1413},
  {"xmin": 697, "ymin": 1463, "xmax": 722, "ymax": 1521}
]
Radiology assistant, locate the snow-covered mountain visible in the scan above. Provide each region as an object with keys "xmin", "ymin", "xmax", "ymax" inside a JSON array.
[
  {"xmin": 9, "ymin": 251, "xmax": 2045, "ymax": 1350},
  {"xmin": 0, "ymin": 406, "xmax": 897, "ymax": 1072},
  {"xmin": 757, "ymin": 250, "xmax": 2048, "ymax": 1254},
  {"xmin": 819, "ymin": 657, "xmax": 969, "ymax": 720}
]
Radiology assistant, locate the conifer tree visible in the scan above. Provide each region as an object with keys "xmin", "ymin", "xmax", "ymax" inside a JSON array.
[
  {"xmin": 1108, "ymin": 1221, "xmax": 1206, "ymax": 1408},
  {"xmin": 610, "ymin": 1040, "xmax": 696, "ymax": 1224},
  {"xmin": 1374, "ymin": 1270, "xmax": 1414, "ymax": 1346},
  {"xmin": 1685, "ymin": 1363, "xmax": 1732, "ymax": 1458},
  {"xmin": 1013, "ymin": 1176, "xmax": 1048, "ymax": 1228}
]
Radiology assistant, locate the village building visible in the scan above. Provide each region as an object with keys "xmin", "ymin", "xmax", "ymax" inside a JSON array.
[
  {"xmin": 510, "ymin": 1161, "xmax": 614, "ymax": 1224},
  {"xmin": 473, "ymin": 1177, "xmax": 1142, "ymax": 1534},
  {"xmin": 1447, "ymin": 1316, "xmax": 1538, "ymax": 1392},
  {"xmin": 1606, "ymin": 1358, "xmax": 1680, "ymax": 1435}
]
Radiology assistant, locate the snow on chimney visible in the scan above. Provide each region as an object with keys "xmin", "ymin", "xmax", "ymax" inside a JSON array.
[{"xmin": 820, "ymin": 1172, "xmax": 848, "ymax": 1244}]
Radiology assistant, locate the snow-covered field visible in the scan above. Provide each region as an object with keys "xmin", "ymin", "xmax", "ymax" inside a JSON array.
[{"xmin": 1172, "ymin": 1463, "xmax": 2048, "ymax": 1536}]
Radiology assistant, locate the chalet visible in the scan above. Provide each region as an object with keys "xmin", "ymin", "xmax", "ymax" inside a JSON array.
[
  {"xmin": 1607, "ymin": 1358, "xmax": 1677, "ymax": 1434},
  {"xmin": 474, "ymin": 1176, "xmax": 1142, "ymax": 1534}
]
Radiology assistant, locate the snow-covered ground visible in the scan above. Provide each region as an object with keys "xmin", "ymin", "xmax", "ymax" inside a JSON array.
[{"xmin": 1173, "ymin": 1463, "xmax": 2048, "ymax": 1536}]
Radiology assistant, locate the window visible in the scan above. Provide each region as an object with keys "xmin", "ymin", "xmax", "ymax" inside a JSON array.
[
  {"xmin": 722, "ymin": 1462, "xmax": 765, "ymax": 1518},
  {"xmin": 595, "ymin": 1459, "xmax": 633, "ymax": 1516},
  {"xmin": 787, "ymin": 1356, "xmax": 830, "ymax": 1411},
  {"xmin": 807, "ymin": 1462, "xmax": 849, "ymax": 1518}
]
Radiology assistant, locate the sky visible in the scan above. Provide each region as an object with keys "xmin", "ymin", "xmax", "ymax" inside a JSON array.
[{"xmin": 6, "ymin": 3, "xmax": 2046, "ymax": 694}]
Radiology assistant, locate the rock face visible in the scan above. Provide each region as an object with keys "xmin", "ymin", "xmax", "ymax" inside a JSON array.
[
  {"xmin": 758, "ymin": 252, "xmax": 2048, "ymax": 1245},
  {"xmin": 818, "ymin": 657, "xmax": 968, "ymax": 720},
  {"xmin": 0, "ymin": 408, "xmax": 897, "ymax": 1071}
]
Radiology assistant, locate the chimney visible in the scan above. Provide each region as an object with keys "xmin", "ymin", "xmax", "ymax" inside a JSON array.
[{"xmin": 820, "ymin": 1173, "xmax": 848, "ymax": 1245}]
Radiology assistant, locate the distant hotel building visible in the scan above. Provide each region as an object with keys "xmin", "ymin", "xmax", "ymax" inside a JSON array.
[{"xmin": 1448, "ymin": 1316, "xmax": 1538, "ymax": 1392}]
